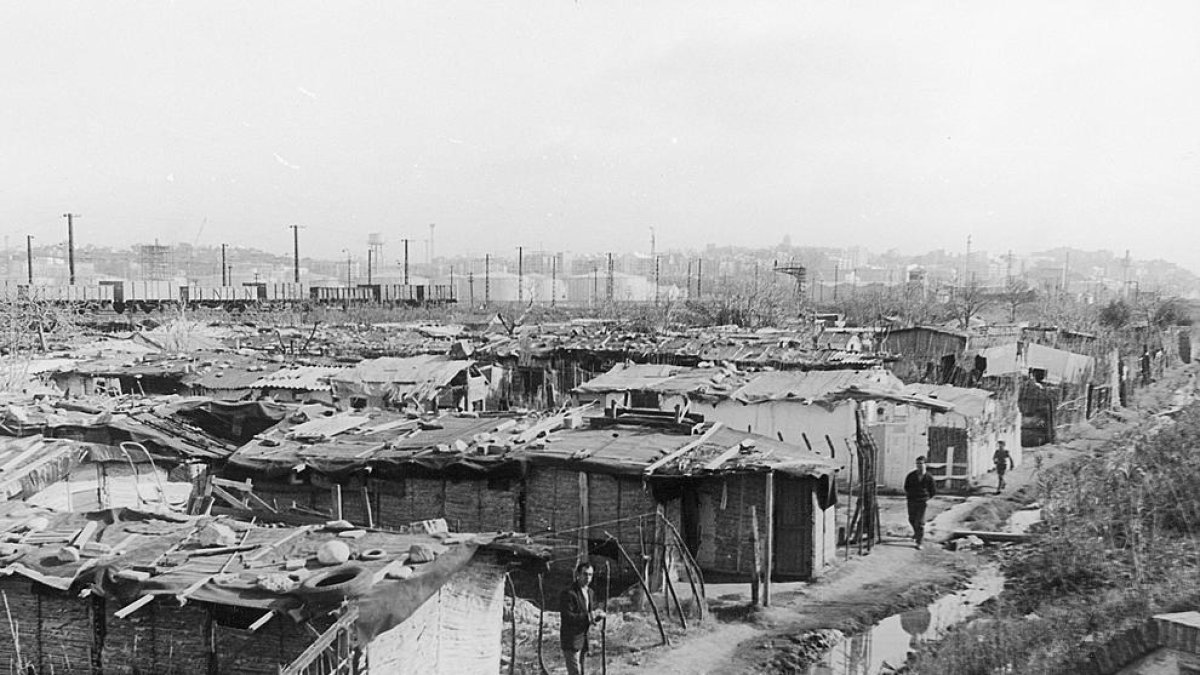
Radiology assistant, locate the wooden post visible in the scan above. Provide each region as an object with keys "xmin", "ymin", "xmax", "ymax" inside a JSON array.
[
  {"xmin": 536, "ymin": 574, "xmax": 549, "ymax": 675},
  {"xmin": 763, "ymin": 472, "xmax": 774, "ymax": 607},
  {"xmin": 578, "ymin": 472, "xmax": 590, "ymax": 557},
  {"xmin": 749, "ymin": 505, "xmax": 761, "ymax": 606},
  {"xmin": 845, "ymin": 440, "xmax": 854, "ymax": 561},
  {"xmin": 333, "ymin": 484, "xmax": 343, "ymax": 521},
  {"xmin": 607, "ymin": 534, "xmax": 669, "ymax": 646},
  {"xmin": 945, "ymin": 445, "xmax": 956, "ymax": 493},
  {"xmin": 361, "ymin": 486, "xmax": 374, "ymax": 528}
]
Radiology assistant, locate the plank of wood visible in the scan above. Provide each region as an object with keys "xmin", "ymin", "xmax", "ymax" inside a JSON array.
[
  {"xmin": 244, "ymin": 525, "xmax": 311, "ymax": 562},
  {"xmin": 212, "ymin": 477, "xmax": 254, "ymax": 492},
  {"xmin": 0, "ymin": 437, "xmax": 49, "ymax": 473},
  {"xmin": 211, "ymin": 485, "xmax": 249, "ymax": 510},
  {"xmin": 72, "ymin": 520, "xmax": 101, "ymax": 547},
  {"xmin": 643, "ymin": 422, "xmax": 724, "ymax": 476},
  {"xmin": 248, "ymin": 611, "xmax": 275, "ymax": 632},
  {"xmin": 702, "ymin": 443, "xmax": 744, "ymax": 472},
  {"xmin": 949, "ymin": 530, "xmax": 1031, "ymax": 543},
  {"xmin": 114, "ymin": 594, "xmax": 154, "ymax": 619}
]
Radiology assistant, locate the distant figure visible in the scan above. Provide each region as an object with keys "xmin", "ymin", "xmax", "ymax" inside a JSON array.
[
  {"xmin": 560, "ymin": 561, "xmax": 605, "ymax": 675},
  {"xmin": 904, "ymin": 456, "xmax": 937, "ymax": 549},
  {"xmin": 993, "ymin": 441, "xmax": 1015, "ymax": 494}
]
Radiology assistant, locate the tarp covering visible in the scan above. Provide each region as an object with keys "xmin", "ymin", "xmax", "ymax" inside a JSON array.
[
  {"xmin": 977, "ymin": 342, "xmax": 1095, "ymax": 384},
  {"xmin": 329, "ymin": 355, "xmax": 472, "ymax": 405},
  {"xmin": 903, "ymin": 383, "xmax": 994, "ymax": 419},
  {"xmin": 572, "ymin": 363, "xmax": 688, "ymax": 393}
]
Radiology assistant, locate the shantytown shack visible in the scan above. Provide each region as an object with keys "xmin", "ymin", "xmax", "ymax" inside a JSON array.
[
  {"xmin": 221, "ymin": 407, "xmax": 841, "ymax": 582},
  {"xmin": 0, "ymin": 503, "xmax": 546, "ymax": 674}
]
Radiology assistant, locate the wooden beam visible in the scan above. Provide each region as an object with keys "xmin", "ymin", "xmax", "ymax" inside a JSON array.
[
  {"xmin": 763, "ymin": 472, "xmax": 774, "ymax": 607},
  {"xmin": 248, "ymin": 611, "xmax": 275, "ymax": 632},
  {"xmin": 210, "ymin": 485, "xmax": 249, "ymax": 510},
  {"xmin": 578, "ymin": 472, "xmax": 590, "ymax": 557},
  {"xmin": 114, "ymin": 594, "xmax": 154, "ymax": 619},
  {"xmin": 702, "ymin": 443, "xmax": 743, "ymax": 472},
  {"xmin": 643, "ymin": 422, "xmax": 724, "ymax": 476}
]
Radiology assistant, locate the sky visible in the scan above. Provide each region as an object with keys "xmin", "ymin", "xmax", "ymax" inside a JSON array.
[{"xmin": 2, "ymin": 2, "xmax": 1199, "ymax": 271}]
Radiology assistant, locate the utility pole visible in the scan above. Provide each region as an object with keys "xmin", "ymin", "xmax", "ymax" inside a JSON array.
[
  {"xmin": 697, "ymin": 258, "xmax": 703, "ymax": 298},
  {"xmin": 484, "ymin": 254, "xmax": 491, "ymax": 304},
  {"xmin": 654, "ymin": 255, "xmax": 661, "ymax": 305},
  {"xmin": 686, "ymin": 260, "xmax": 693, "ymax": 298},
  {"xmin": 517, "ymin": 246, "xmax": 524, "ymax": 304},
  {"xmin": 606, "ymin": 252, "xmax": 614, "ymax": 303},
  {"xmin": 551, "ymin": 254, "xmax": 558, "ymax": 307},
  {"xmin": 25, "ymin": 236, "xmax": 33, "ymax": 285},
  {"xmin": 289, "ymin": 225, "xmax": 301, "ymax": 283},
  {"xmin": 344, "ymin": 250, "xmax": 352, "ymax": 288},
  {"xmin": 592, "ymin": 265, "xmax": 599, "ymax": 306},
  {"xmin": 62, "ymin": 213, "xmax": 80, "ymax": 285},
  {"xmin": 833, "ymin": 263, "xmax": 839, "ymax": 301},
  {"xmin": 221, "ymin": 244, "xmax": 228, "ymax": 286},
  {"xmin": 367, "ymin": 248, "xmax": 374, "ymax": 285},
  {"xmin": 401, "ymin": 239, "xmax": 410, "ymax": 285}
]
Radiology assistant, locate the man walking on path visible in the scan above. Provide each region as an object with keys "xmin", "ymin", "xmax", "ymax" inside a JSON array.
[
  {"xmin": 560, "ymin": 561, "xmax": 606, "ymax": 675},
  {"xmin": 904, "ymin": 456, "xmax": 937, "ymax": 549},
  {"xmin": 993, "ymin": 440, "xmax": 1015, "ymax": 494}
]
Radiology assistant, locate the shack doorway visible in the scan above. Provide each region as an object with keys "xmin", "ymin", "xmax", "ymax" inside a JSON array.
[{"xmin": 773, "ymin": 475, "xmax": 815, "ymax": 579}]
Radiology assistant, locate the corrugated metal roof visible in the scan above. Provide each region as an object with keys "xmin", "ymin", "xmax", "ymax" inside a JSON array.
[
  {"xmin": 731, "ymin": 370, "xmax": 903, "ymax": 403},
  {"xmin": 903, "ymin": 384, "xmax": 993, "ymax": 418},
  {"xmin": 250, "ymin": 366, "xmax": 344, "ymax": 391}
]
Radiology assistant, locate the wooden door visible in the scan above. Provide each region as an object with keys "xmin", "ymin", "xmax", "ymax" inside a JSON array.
[{"xmin": 773, "ymin": 475, "xmax": 814, "ymax": 579}]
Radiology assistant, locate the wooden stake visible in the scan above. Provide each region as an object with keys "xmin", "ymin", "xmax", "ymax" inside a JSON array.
[
  {"xmin": 749, "ymin": 505, "xmax": 761, "ymax": 606},
  {"xmin": 333, "ymin": 484, "xmax": 343, "ymax": 521},
  {"xmin": 606, "ymin": 533, "xmax": 668, "ymax": 646},
  {"xmin": 763, "ymin": 472, "xmax": 774, "ymax": 607},
  {"xmin": 361, "ymin": 485, "xmax": 374, "ymax": 528}
]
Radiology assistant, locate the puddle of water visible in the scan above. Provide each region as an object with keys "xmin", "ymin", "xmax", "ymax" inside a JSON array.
[
  {"xmin": 802, "ymin": 566, "xmax": 1004, "ymax": 675},
  {"xmin": 1004, "ymin": 507, "xmax": 1043, "ymax": 535}
]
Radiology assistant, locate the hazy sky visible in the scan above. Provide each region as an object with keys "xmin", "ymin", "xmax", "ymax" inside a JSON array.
[{"xmin": 2, "ymin": 2, "xmax": 1198, "ymax": 270}]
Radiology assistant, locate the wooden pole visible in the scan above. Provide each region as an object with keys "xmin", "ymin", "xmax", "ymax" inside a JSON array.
[
  {"xmin": 506, "ymin": 574, "xmax": 517, "ymax": 675},
  {"xmin": 606, "ymin": 533, "xmax": 668, "ymax": 646},
  {"xmin": 601, "ymin": 560, "xmax": 610, "ymax": 675},
  {"xmin": 536, "ymin": 574, "xmax": 549, "ymax": 675},
  {"xmin": 763, "ymin": 472, "xmax": 775, "ymax": 607},
  {"xmin": 578, "ymin": 472, "xmax": 590, "ymax": 557},
  {"xmin": 657, "ymin": 515, "xmax": 707, "ymax": 619},
  {"xmin": 333, "ymin": 484, "xmax": 343, "ymax": 521},
  {"xmin": 361, "ymin": 486, "xmax": 374, "ymax": 528},
  {"xmin": 749, "ymin": 505, "xmax": 761, "ymax": 606}
]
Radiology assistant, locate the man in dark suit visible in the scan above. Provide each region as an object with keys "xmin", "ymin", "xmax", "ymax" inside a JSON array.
[
  {"xmin": 560, "ymin": 561, "xmax": 605, "ymax": 675},
  {"xmin": 904, "ymin": 455, "xmax": 937, "ymax": 549}
]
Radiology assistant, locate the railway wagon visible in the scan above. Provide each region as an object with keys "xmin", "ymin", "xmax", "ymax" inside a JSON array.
[{"xmin": 309, "ymin": 285, "xmax": 375, "ymax": 302}]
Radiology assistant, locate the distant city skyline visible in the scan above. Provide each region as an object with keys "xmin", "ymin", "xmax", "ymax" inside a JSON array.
[{"xmin": 2, "ymin": 3, "xmax": 1198, "ymax": 272}]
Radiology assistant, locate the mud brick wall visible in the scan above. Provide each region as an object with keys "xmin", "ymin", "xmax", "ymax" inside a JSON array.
[
  {"xmin": 700, "ymin": 474, "xmax": 766, "ymax": 575},
  {"xmin": 372, "ymin": 477, "xmax": 521, "ymax": 533},
  {"xmin": 212, "ymin": 613, "xmax": 322, "ymax": 674},
  {"xmin": 31, "ymin": 584, "xmax": 95, "ymax": 674},
  {"xmin": 252, "ymin": 482, "xmax": 331, "ymax": 516},
  {"xmin": 101, "ymin": 601, "xmax": 211, "ymax": 674}
]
